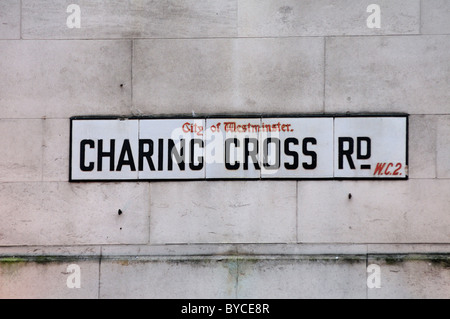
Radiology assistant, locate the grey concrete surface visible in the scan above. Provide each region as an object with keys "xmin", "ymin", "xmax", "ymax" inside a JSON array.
[
  {"xmin": 325, "ymin": 35, "xmax": 450, "ymax": 114},
  {"xmin": 0, "ymin": 0, "xmax": 20, "ymax": 39},
  {"xmin": 0, "ymin": 182, "xmax": 150, "ymax": 245},
  {"xmin": 239, "ymin": 0, "xmax": 420, "ymax": 37},
  {"xmin": 149, "ymin": 181, "xmax": 297, "ymax": 244},
  {"xmin": 298, "ymin": 179, "xmax": 450, "ymax": 243},
  {"xmin": 133, "ymin": 38, "xmax": 324, "ymax": 115},
  {"xmin": 1, "ymin": 0, "xmax": 449, "ymax": 299}
]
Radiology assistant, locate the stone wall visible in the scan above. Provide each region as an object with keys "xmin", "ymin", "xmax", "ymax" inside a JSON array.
[{"xmin": 0, "ymin": 0, "xmax": 449, "ymax": 299}]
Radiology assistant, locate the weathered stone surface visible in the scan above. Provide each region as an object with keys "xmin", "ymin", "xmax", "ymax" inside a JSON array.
[
  {"xmin": 422, "ymin": 0, "xmax": 450, "ymax": 34},
  {"xmin": 100, "ymin": 257, "xmax": 236, "ymax": 298},
  {"xmin": 150, "ymin": 181, "xmax": 297, "ymax": 244},
  {"xmin": 0, "ymin": 182, "xmax": 150, "ymax": 245},
  {"xmin": 239, "ymin": 0, "xmax": 420, "ymax": 37},
  {"xmin": 298, "ymin": 180, "xmax": 450, "ymax": 243},
  {"xmin": 0, "ymin": 0, "xmax": 20, "ymax": 39},
  {"xmin": 409, "ymin": 115, "xmax": 437, "ymax": 179},
  {"xmin": 367, "ymin": 256, "xmax": 450, "ymax": 299},
  {"xmin": 133, "ymin": 38, "xmax": 324, "ymax": 115},
  {"xmin": 437, "ymin": 116, "xmax": 450, "ymax": 178},
  {"xmin": 0, "ymin": 119, "xmax": 43, "ymax": 182},
  {"xmin": 237, "ymin": 257, "xmax": 367, "ymax": 298},
  {"xmin": 0, "ymin": 40, "xmax": 132, "ymax": 118},
  {"xmin": 22, "ymin": 0, "xmax": 237, "ymax": 39},
  {"xmin": 325, "ymin": 35, "xmax": 450, "ymax": 114},
  {"xmin": 43, "ymin": 119, "xmax": 71, "ymax": 182},
  {"xmin": 0, "ymin": 259, "xmax": 99, "ymax": 299}
]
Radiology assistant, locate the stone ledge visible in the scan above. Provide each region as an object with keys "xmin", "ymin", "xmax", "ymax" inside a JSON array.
[
  {"xmin": 1, "ymin": 244, "xmax": 450, "ymax": 257},
  {"xmin": 0, "ymin": 252, "xmax": 448, "ymax": 263}
]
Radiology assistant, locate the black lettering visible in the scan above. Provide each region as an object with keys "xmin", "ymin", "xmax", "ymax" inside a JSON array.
[
  {"xmin": 116, "ymin": 139, "xmax": 136, "ymax": 172},
  {"xmin": 158, "ymin": 139, "xmax": 164, "ymax": 171},
  {"xmin": 139, "ymin": 139, "xmax": 155, "ymax": 171},
  {"xmin": 284, "ymin": 138, "xmax": 299, "ymax": 170},
  {"xmin": 357, "ymin": 137, "xmax": 371, "ymax": 160},
  {"xmin": 244, "ymin": 138, "xmax": 260, "ymax": 170},
  {"xmin": 225, "ymin": 138, "xmax": 240, "ymax": 170},
  {"xmin": 263, "ymin": 138, "xmax": 280, "ymax": 170},
  {"xmin": 190, "ymin": 139, "xmax": 204, "ymax": 171},
  {"xmin": 168, "ymin": 139, "xmax": 185, "ymax": 171},
  {"xmin": 338, "ymin": 137, "xmax": 355, "ymax": 170},
  {"xmin": 80, "ymin": 139, "xmax": 95, "ymax": 172},
  {"xmin": 97, "ymin": 139, "xmax": 115, "ymax": 172},
  {"xmin": 302, "ymin": 138, "xmax": 317, "ymax": 170}
]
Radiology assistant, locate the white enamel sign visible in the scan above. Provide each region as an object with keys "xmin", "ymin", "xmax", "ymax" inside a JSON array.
[{"xmin": 70, "ymin": 116, "xmax": 408, "ymax": 181}]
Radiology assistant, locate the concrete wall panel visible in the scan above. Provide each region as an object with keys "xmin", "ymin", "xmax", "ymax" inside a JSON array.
[
  {"xmin": 22, "ymin": 0, "xmax": 237, "ymax": 39},
  {"xmin": 409, "ymin": 115, "xmax": 437, "ymax": 179},
  {"xmin": 437, "ymin": 116, "xmax": 450, "ymax": 178},
  {"xmin": 0, "ymin": 0, "xmax": 20, "ymax": 39},
  {"xmin": 0, "ymin": 259, "xmax": 99, "ymax": 299},
  {"xmin": 0, "ymin": 182, "xmax": 150, "ymax": 245},
  {"xmin": 150, "ymin": 181, "xmax": 297, "ymax": 244},
  {"xmin": 100, "ymin": 258, "xmax": 236, "ymax": 299},
  {"xmin": 0, "ymin": 119, "xmax": 43, "ymax": 182},
  {"xmin": 237, "ymin": 257, "xmax": 367, "ymax": 299},
  {"xmin": 0, "ymin": 40, "xmax": 132, "ymax": 119},
  {"xmin": 239, "ymin": 0, "xmax": 420, "ymax": 37},
  {"xmin": 298, "ymin": 180, "xmax": 450, "ymax": 243},
  {"xmin": 422, "ymin": 0, "xmax": 450, "ymax": 34},
  {"xmin": 367, "ymin": 257, "xmax": 450, "ymax": 299},
  {"xmin": 43, "ymin": 119, "xmax": 70, "ymax": 182},
  {"xmin": 133, "ymin": 38, "xmax": 324, "ymax": 115},
  {"xmin": 325, "ymin": 36, "xmax": 450, "ymax": 114}
]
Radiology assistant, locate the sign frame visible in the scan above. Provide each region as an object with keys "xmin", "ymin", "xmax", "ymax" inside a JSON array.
[{"xmin": 69, "ymin": 113, "xmax": 409, "ymax": 182}]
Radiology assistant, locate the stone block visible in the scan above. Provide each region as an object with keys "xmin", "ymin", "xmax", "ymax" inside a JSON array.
[
  {"xmin": 367, "ymin": 256, "xmax": 450, "ymax": 299},
  {"xmin": 437, "ymin": 116, "xmax": 450, "ymax": 178},
  {"xmin": 133, "ymin": 38, "xmax": 324, "ymax": 115},
  {"xmin": 0, "ymin": 0, "xmax": 20, "ymax": 39},
  {"xmin": 0, "ymin": 258, "xmax": 99, "ymax": 299},
  {"xmin": 0, "ymin": 182, "xmax": 150, "ymax": 245},
  {"xmin": 99, "ymin": 257, "xmax": 236, "ymax": 298},
  {"xmin": 149, "ymin": 181, "xmax": 297, "ymax": 244},
  {"xmin": 325, "ymin": 36, "xmax": 450, "ymax": 114},
  {"xmin": 421, "ymin": 0, "xmax": 450, "ymax": 34},
  {"xmin": 298, "ymin": 180, "xmax": 450, "ymax": 243},
  {"xmin": 0, "ymin": 40, "xmax": 132, "ymax": 118},
  {"xmin": 22, "ymin": 0, "xmax": 237, "ymax": 39},
  {"xmin": 408, "ymin": 115, "xmax": 437, "ymax": 179},
  {"xmin": 239, "ymin": 0, "xmax": 420, "ymax": 37},
  {"xmin": 237, "ymin": 257, "xmax": 367, "ymax": 298},
  {"xmin": 0, "ymin": 119, "xmax": 43, "ymax": 182}
]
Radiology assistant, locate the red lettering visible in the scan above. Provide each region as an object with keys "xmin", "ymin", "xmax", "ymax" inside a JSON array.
[
  {"xmin": 374, "ymin": 163, "xmax": 386, "ymax": 175},
  {"xmin": 182, "ymin": 122, "xmax": 191, "ymax": 134},
  {"xmin": 385, "ymin": 163, "xmax": 394, "ymax": 175},
  {"xmin": 393, "ymin": 163, "xmax": 402, "ymax": 176},
  {"xmin": 224, "ymin": 122, "xmax": 236, "ymax": 132},
  {"xmin": 272, "ymin": 124, "xmax": 278, "ymax": 132},
  {"xmin": 182, "ymin": 122, "xmax": 204, "ymax": 136},
  {"xmin": 181, "ymin": 122, "xmax": 204, "ymax": 136}
]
